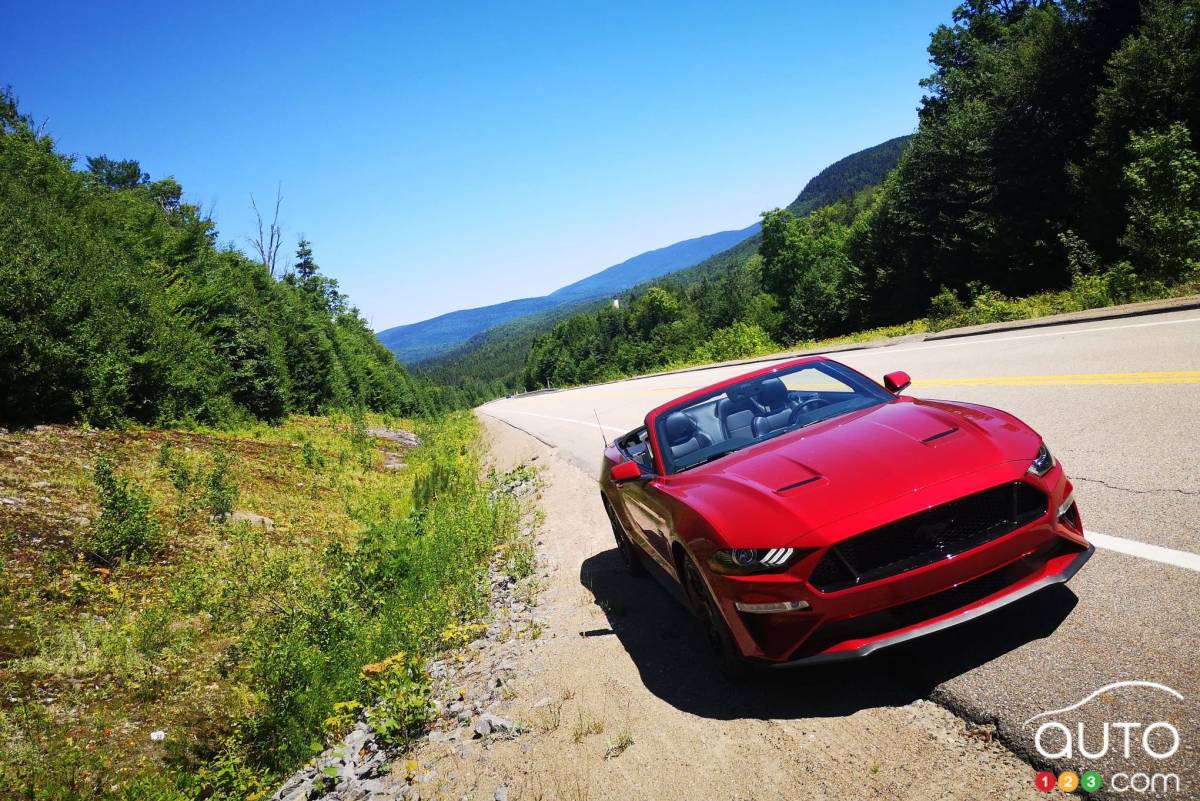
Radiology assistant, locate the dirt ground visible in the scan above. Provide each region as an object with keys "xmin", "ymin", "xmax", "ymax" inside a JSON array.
[{"xmin": 403, "ymin": 415, "xmax": 1047, "ymax": 801}]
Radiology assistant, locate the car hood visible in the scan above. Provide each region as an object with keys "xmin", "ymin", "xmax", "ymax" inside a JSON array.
[{"xmin": 666, "ymin": 397, "xmax": 1042, "ymax": 544}]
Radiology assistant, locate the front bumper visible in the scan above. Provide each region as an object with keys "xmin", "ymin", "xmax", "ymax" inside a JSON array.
[
  {"xmin": 765, "ymin": 543, "xmax": 1092, "ymax": 667},
  {"xmin": 705, "ymin": 462, "xmax": 1091, "ymax": 665}
]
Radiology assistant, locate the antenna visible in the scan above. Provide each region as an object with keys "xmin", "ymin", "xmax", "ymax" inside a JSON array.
[{"xmin": 593, "ymin": 409, "xmax": 609, "ymax": 448}]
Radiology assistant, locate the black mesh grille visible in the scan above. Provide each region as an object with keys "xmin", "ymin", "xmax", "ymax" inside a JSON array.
[{"xmin": 809, "ymin": 482, "xmax": 1048, "ymax": 592}]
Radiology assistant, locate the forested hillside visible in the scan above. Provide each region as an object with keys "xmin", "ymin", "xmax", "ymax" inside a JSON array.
[
  {"xmin": 421, "ymin": 136, "xmax": 913, "ymax": 402},
  {"xmin": 0, "ymin": 92, "xmax": 441, "ymax": 426},
  {"xmin": 522, "ymin": 0, "xmax": 1200, "ymax": 390},
  {"xmin": 376, "ymin": 223, "xmax": 760, "ymax": 364}
]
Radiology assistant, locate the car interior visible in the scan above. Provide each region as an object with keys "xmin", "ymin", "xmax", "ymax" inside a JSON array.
[{"xmin": 629, "ymin": 363, "xmax": 894, "ymax": 473}]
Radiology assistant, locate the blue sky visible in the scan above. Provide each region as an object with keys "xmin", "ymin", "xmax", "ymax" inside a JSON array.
[{"xmin": 4, "ymin": 1, "xmax": 949, "ymax": 330}]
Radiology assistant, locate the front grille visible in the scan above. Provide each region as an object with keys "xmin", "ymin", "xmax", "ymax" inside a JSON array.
[{"xmin": 809, "ymin": 481, "xmax": 1048, "ymax": 592}]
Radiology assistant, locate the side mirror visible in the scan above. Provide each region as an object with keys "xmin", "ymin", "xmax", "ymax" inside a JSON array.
[
  {"xmin": 883, "ymin": 370, "xmax": 911, "ymax": 394},
  {"xmin": 610, "ymin": 461, "xmax": 643, "ymax": 483}
]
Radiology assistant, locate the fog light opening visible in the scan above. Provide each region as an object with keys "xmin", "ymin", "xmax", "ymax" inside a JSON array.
[{"xmin": 734, "ymin": 600, "xmax": 811, "ymax": 614}]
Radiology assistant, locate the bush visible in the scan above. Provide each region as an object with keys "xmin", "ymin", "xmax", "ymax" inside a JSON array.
[
  {"xmin": 202, "ymin": 448, "xmax": 238, "ymax": 518},
  {"xmin": 81, "ymin": 455, "xmax": 162, "ymax": 562},
  {"xmin": 692, "ymin": 322, "xmax": 775, "ymax": 363},
  {"xmin": 360, "ymin": 652, "xmax": 435, "ymax": 747}
]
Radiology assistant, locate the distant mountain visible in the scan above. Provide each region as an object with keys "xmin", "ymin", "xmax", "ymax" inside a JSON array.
[
  {"xmin": 415, "ymin": 134, "xmax": 914, "ymax": 399},
  {"xmin": 377, "ymin": 223, "xmax": 759, "ymax": 364}
]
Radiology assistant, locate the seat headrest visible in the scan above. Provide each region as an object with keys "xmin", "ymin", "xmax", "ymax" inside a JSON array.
[
  {"xmin": 756, "ymin": 378, "xmax": 787, "ymax": 409},
  {"xmin": 665, "ymin": 412, "xmax": 697, "ymax": 444}
]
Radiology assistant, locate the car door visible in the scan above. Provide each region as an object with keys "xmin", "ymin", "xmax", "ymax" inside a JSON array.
[{"xmin": 618, "ymin": 475, "xmax": 674, "ymax": 572}]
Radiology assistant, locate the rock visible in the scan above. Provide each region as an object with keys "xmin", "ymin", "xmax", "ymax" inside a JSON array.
[
  {"xmin": 473, "ymin": 716, "xmax": 493, "ymax": 738},
  {"xmin": 531, "ymin": 696, "xmax": 552, "ymax": 708},
  {"xmin": 31, "ymin": 480, "xmax": 51, "ymax": 489},
  {"xmin": 0, "ymin": 497, "xmax": 18, "ymax": 506},
  {"xmin": 478, "ymin": 713, "xmax": 517, "ymax": 736},
  {"xmin": 365, "ymin": 427, "xmax": 422, "ymax": 448},
  {"xmin": 495, "ymin": 786, "xmax": 509, "ymax": 801}
]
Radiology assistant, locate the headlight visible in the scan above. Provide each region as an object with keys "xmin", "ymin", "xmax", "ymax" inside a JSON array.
[
  {"xmin": 708, "ymin": 547, "xmax": 795, "ymax": 575},
  {"xmin": 1027, "ymin": 442, "xmax": 1055, "ymax": 477}
]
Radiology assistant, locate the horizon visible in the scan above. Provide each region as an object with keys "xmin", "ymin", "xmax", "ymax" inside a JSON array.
[{"xmin": 4, "ymin": 1, "xmax": 947, "ymax": 329}]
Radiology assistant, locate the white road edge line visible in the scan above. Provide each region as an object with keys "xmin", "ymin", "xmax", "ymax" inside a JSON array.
[
  {"xmin": 497, "ymin": 409, "xmax": 629, "ymax": 433},
  {"xmin": 1085, "ymin": 530, "xmax": 1200, "ymax": 572},
  {"xmin": 486, "ymin": 411, "xmax": 1200, "ymax": 572}
]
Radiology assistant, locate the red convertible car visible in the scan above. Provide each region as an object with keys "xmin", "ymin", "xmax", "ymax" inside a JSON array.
[{"xmin": 599, "ymin": 356, "xmax": 1092, "ymax": 678}]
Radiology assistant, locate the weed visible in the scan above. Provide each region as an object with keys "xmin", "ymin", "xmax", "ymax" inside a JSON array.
[
  {"xmin": 536, "ymin": 701, "xmax": 564, "ymax": 733},
  {"xmin": 571, "ymin": 712, "xmax": 604, "ymax": 743},
  {"xmin": 301, "ymin": 440, "xmax": 325, "ymax": 470},
  {"xmin": 604, "ymin": 730, "xmax": 634, "ymax": 759}
]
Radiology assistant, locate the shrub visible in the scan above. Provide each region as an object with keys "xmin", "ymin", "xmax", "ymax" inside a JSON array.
[
  {"xmin": 360, "ymin": 652, "xmax": 435, "ymax": 747},
  {"xmin": 202, "ymin": 448, "xmax": 238, "ymax": 518},
  {"xmin": 692, "ymin": 321, "xmax": 775, "ymax": 363},
  {"xmin": 81, "ymin": 455, "xmax": 162, "ymax": 562}
]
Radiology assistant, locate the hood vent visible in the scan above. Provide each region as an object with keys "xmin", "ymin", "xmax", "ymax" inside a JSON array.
[
  {"xmin": 921, "ymin": 426, "xmax": 959, "ymax": 444},
  {"xmin": 776, "ymin": 476, "xmax": 820, "ymax": 494}
]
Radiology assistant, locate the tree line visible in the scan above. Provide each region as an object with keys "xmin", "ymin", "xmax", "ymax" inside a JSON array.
[
  {"xmin": 0, "ymin": 91, "xmax": 445, "ymax": 427},
  {"xmin": 523, "ymin": 0, "xmax": 1200, "ymax": 390}
]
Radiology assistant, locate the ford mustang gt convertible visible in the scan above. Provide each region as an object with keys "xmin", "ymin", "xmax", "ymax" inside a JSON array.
[{"xmin": 599, "ymin": 357, "xmax": 1092, "ymax": 678}]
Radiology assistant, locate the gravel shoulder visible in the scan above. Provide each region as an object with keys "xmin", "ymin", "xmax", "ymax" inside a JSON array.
[{"xmin": 397, "ymin": 415, "xmax": 1046, "ymax": 801}]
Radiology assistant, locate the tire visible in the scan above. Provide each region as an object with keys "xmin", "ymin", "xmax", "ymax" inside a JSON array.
[
  {"xmin": 682, "ymin": 554, "xmax": 750, "ymax": 681},
  {"xmin": 604, "ymin": 496, "xmax": 647, "ymax": 577}
]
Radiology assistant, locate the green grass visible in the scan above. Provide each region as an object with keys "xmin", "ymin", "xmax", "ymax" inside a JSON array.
[{"xmin": 0, "ymin": 411, "xmax": 518, "ymax": 800}]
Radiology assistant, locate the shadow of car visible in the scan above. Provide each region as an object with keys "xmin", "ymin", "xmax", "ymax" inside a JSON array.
[{"xmin": 579, "ymin": 546, "xmax": 1079, "ymax": 720}]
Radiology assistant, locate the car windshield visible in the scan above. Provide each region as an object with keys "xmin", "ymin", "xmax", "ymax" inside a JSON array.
[{"xmin": 653, "ymin": 360, "xmax": 892, "ymax": 474}]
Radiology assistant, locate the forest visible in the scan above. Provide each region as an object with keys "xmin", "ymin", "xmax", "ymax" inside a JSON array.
[
  {"xmin": 0, "ymin": 92, "xmax": 445, "ymax": 428},
  {"xmin": 517, "ymin": 0, "xmax": 1200, "ymax": 391}
]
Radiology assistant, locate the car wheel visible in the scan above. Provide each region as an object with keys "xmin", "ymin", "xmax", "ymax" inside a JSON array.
[
  {"xmin": 604, "ymin": 496, "xmax": 646, "ymax": 577},
  {"xmin": 682, "ymin": 554, "xmax": 750, "ymax": 681}
]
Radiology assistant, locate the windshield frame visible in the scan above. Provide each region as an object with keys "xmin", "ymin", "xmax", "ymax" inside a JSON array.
[{"xmin": 648, "ymin": 358, "xmax": 893, "ymax": 476}]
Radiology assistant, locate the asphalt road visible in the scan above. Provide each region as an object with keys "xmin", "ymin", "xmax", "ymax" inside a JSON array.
[{"xmin": 480, "ymin": 308, "xmax": 1200, "ymax": 796}]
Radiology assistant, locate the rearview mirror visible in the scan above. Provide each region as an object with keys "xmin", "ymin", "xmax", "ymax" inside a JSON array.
[
  {"xmin": 883, "ymin": 370, "xmax": 911, "ymax": 393},
  {"xmin": 610, "ymin": 461, "xmax": 643, "ymax": 483}
]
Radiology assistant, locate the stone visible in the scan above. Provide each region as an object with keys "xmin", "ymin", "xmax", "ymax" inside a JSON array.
[
  {"xmin": 365, "ymin": 427, "xmax": 422, "ymax": 448},
  {"xmin": 478, "ymin": 713, "xmax": 517, "ymax": 735},
  {"xmin": 473, "ymin": 716, "xmax": 492, "ymax": 738},
  {"xmin": 495, "ymin": 786, "xmax": 509, "ymax": 801}
]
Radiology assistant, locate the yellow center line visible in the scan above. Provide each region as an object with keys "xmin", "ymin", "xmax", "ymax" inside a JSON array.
[{"xmin": 919, "ymin": 371, "xmax": 1200, "ymax": 386}]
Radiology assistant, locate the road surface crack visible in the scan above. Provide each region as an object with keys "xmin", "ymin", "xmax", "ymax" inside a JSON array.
[{"xmin": 1072, "ymin": 475, "xmax": 1200, "ymax": 496}]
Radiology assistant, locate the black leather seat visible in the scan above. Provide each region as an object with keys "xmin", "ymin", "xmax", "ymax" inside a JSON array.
[
  {"xmin": 716, "ymin": 391, "xmax": 759, "ymax": 440},
  {"xmin": 752, "ymin": 378, "xmax": 794, "ymax": 436},
  {"xmin": 665, "ymin": 412, "xmax": 711, "ymax": 460}
]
